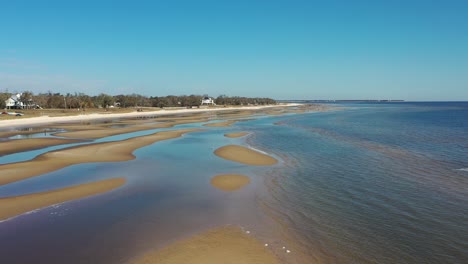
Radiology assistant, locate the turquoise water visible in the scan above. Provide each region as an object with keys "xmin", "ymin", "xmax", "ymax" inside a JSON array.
[{"xmin": 0, "ymin": 104, "xmax": 467, "ymax": 263}]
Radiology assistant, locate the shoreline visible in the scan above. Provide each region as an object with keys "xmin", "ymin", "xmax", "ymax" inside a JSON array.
[{"xmin": 0, "ymin": 104, "xmax": 299, "ymax": 129}]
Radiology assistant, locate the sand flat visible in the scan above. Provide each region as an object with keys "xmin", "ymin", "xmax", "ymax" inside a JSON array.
[
  {"xmin": 203, "ymin": 120, "xmax": 238, "ymax": 127},
  {"xmin": 0, "ymin": 177, "xmax": 126, "ymax": 221},
  {"xmin": 210, "ymin": 174, "xmax": 250, "ymax": 191},
  {"xmin": 0, "ymin": 138, "xmax": 82, "ymax": 156},
  {"xmin": 53, "ymin": 123, "xmax": 172, "ymax": 139},
  {"xmin": 224, "ymin": 132, "xmax": 249, "ymax": 138},
  {"xmin": 0, "ymin": 128, "xmax": 202, "ymax": 186},
  {"xmin": 54, "ymin": 119, "xmax": 208, "ymax": 139},
  {"xmin": 132, "ymin": 226, "xmax": 281, "ymax": 264},
  {"xmin": 214, "ymin": 145, "xmax": 278, "ymax": 166}
]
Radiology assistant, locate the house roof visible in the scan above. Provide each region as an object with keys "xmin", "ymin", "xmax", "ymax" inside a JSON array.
[{"xmin": 10, "ymin": 93, "xmax": 21, "ymax": 102}]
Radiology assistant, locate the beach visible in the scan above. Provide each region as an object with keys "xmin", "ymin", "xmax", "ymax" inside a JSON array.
[
  {"xmin": 2, "ymin": 1, "xmax": 465, "ymax": 262},
  {"xmin": 0, "ymin": 104, "xmax": 320, "ymax": 264},
  {"xmin": 0, "ymin": 105, "xmax": 293, "ymax": 129}
]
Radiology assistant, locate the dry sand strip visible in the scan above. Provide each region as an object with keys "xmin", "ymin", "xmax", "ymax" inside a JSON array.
[
  {"xmin": 132, "ymin": 226, "xmax": 281, "ymax": 264},
  {"xmin": 214, "ymin": 145, "xmax": 278, "ymax": 166},
  {"xmin": 0, "ymin": 128, "xmax": 202, "ymax": 186},
  {"xmin": 210, "ymin": 174, "xmax": 251, "ymax": 192},
  {"xmin": 53, "ymin": 118, "xmax": 208, "ymax": 139},
  {"xmin": 0, "ymin": 178, "xmax": 126, "ymax": 221},
  {"xmin": 0, "ymin": 105, "xmax": 292, "ymax": 129},
  {"xmin": 0, "ymin": 138, "xmax": 83, "ymax": 156},
  {"xmin": 224, "ymin": 132, "xmax": 249, "ymax": 138}
]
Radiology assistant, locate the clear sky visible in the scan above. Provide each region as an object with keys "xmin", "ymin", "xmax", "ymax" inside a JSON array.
[{"xmin": 1, "ymin": 0, "xmax": 467, "ymax": 100}]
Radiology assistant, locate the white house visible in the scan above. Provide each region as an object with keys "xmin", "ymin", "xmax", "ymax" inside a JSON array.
[
  {"xmin": 201, "ymin": 97, "xmax": 216, "ymax": 106},
  {"xmin": 4, "ymin": 93, "xmax": 24, "ymax": 109}
]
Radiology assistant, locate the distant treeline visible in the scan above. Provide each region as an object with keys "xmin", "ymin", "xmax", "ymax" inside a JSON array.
[{"xmin": 0, "ymin": 91, "xmax": 276, "ymax": 109}]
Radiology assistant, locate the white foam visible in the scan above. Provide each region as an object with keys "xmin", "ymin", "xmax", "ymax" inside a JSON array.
[
  {"xmin": 247, "ymin": 146, "xmax": 270, "ymax": 155},
  {"xmin": 455, "ymin": 168, "xmax": 468, "ymax": 172}
]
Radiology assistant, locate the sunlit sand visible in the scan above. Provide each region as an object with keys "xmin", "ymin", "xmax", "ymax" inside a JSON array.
[
  {"xmin": 0, "ymin": 138, "xmax": 82, "ymax": 156},
  {"xmin": 214, "ymin": 145, "xmax": 278, "ymax": 166},
  {"xmin": 224, "ymin": 132, "xmax": 249, "ymax": 138},
  {"xmin": 132, "ymin": 226, "xmax": 281, "ymax": 264},
  {"xmin": 0, "ymin": 178, "xmax": 126, "ymax": 221},
  {"xmin": 210, "ymin": 174, "xmax": 251, "ymax": 191}
]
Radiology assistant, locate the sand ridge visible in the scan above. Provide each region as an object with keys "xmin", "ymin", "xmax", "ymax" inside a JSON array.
[
  {"xmin": 210, "ymin": 174, "xmax": 251, "ymax": 191},
  {"xmin": 132, "ymin": 226, "xmax": 281, "ymax": 264},
  {"xmin": 0, "ymin": 128, "xmax": 202, "ymax": 186},
  {"xmin": 224, "ymin": 132, "xmax": 249, "ymax": 138},
  {"xmin": 214, "ymin": 145, "xmax": 278, "ymax": 166},
  {"xmin": 53, "ymin": 118, "xmax": 208, "ymax": 139},
  {"xmin": 203, "ymin": 120, "xmax": 238, "ymax": 127},
  {"xmin": 0, "ymin": 138, "xmax": 83, "ymax": 156},
  {"xmin": 0, "ymin": 177, "xmax": 126, "ymax": 221}
]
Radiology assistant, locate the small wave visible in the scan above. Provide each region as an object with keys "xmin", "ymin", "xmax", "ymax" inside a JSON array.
[
  {"xmin": 247, "ymin": 145, "xmax": 270, "ymax": 155},
  {"xmin": 455, "ymin": 168, "xmax": 468, "ymax": 172}
]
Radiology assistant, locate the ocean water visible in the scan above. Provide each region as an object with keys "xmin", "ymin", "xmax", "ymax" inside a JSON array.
[
  {"xmin": 253, "ymin": 102, "xmax": 468, "ymax": 263},
  {"xmin": 0, "ymin": 103, "xmax": 467, "ymax": 264}
]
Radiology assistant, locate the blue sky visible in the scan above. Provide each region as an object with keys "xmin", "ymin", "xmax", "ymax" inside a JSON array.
[{"xmin": 1, "ymin": 0, "xmax": 467, "ymax": 100}]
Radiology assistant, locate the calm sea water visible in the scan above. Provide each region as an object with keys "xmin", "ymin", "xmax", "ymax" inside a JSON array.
[
  {"xmin": 252, "ymin": 102, "xmax": 468, "ymax": 263},
  {"xmin": 0, "ymin": 103, "xmax": 467, "ymax": 264}
]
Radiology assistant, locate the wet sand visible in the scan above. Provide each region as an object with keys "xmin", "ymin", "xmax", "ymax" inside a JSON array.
[
  {"xmin": 214, "ymin": 145, "xmax": 278, "ymax": 166},
  {"xmin": 203, "ymin": 120, "xmax": 238, "ymax": 127},
  {"xmin": 210, "ymin": 174, "xmax": 251, "ymax": 191},
  {"xmin": 0, "ymin": 138, "xmax": 82, "ymax": 156},
  {"xmin": 0, "ymin": 177, "xmax": 126, "ymax": 221},
  {"xmin": 0, "ymin": 129, "xmax": 49, "ymax": 138},
  {"xmin": 224, "ymin": 132, "xmax": 249, "ymax": 138},
  {"xmin": 0, "ymin": 128, "xmax": 202, "ymax": 186},
  {"xmin": 53, "ymin": 123, "xmax": 174, "ymax": 139},
  {"xmin": 53, "ymin": 118, "xmax": 208, "ymax": 139},
  {"xmin": 132, "ymin": 226, "xmax": 281, "ymax": 264}
]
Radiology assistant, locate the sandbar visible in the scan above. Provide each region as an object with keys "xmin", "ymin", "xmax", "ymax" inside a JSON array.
[
  {"xmin": 214, "ymin": 145, "xmax": 278, "ymax": 166},
  {"xmin": 0, "ymin": 177, "xmax": 126, "ymax": 221},
  {"xmin": 210, "ymin": 174, "xmax": 250, "ymax": 191},
  {"xmin": 53, "ymin": 118, "xmax": 208, "ymax": 139},
  {"xmin": 203, "ymin": 120, "xmax": 238, "ymax": 127},
  {"xmin": 224, "ymin": 132, "xmax": 249, "ymax": 138},
  {"xmin": 0, "ymin": 138, "xmax": 82, "ymax": 156},
  {"xmin": 0, "ymin": 128, "xmax": 201, "ymax": 186},
  {"xmin": 132, "ymin": 226, "xmax": 281, "ymax": 264}
]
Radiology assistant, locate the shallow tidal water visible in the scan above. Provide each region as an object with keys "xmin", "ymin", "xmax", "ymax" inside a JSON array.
[
  {"xmin": 1, "ymin": 103, "xmax": 467, "ymax": 264},
  {"xmin": 256, "ymin": 102, "xmax": 468, "ymax": 263}
]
